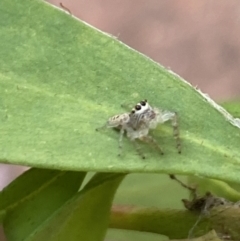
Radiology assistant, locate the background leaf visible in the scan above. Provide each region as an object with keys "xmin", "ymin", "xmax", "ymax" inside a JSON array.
[
  {"xmin": 1, "ymin": 0, "xmax": 240, "ymax": 184},
  {"xmin": 3, "ymin": 168, "xmax": 86, "ymax": 241},
  {"xmin": 24, "ymin": 173, "xmax": 125, "ymax": 241},
  {"xmin": 0, "ymin": 168, "xmax": 84, "ymax": 212}
]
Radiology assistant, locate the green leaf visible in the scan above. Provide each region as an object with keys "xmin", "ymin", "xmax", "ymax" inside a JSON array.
[
  {"xmin": 188, "ymin": 175, "xmax": 240, "ymax": 202},
  {"xmin": 0, "ymin": 210, "xmax": 6, "ymax": 223},
  {"xmin": 1, "ymin": 0, "xmax": 240, "ymax": 183},
  {"xmin": 3, "ymin": 168, "xmax": 86, "ymax": 241},
  {"xmin": 0, "ymin": 168, "xmax": 84, "ymax": 212},
  {"xmin": 25, "ymin": 173, "xmax": 124, "ymax": 241},
  {"xmin": 221, "ymin": 100, "xmax": 240, "ymax": 117}
]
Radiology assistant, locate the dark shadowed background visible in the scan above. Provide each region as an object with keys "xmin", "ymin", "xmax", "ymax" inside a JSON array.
[{"xmin": 1, "ymin": 1, "xmax": 240, "ymax": 240}]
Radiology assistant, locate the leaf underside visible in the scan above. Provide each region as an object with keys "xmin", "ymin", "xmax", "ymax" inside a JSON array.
[
  {"xmin": 1, "ymin": 0, "xmax": 240, "ymax": 183},
  {"xmin": 2, "ymin": 168, "xmax": 86, "ymax": 241}
]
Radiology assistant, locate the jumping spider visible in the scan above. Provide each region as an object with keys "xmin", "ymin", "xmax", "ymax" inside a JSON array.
[{"xmin": 96, "ymin": 99, "xmax": 181, "ymax": 158}]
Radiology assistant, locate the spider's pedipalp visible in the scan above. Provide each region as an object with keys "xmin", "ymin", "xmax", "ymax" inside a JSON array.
[
  {"xmin": 131, "ymin": 139, "xmax": 146, "ymax": 159},
  {"xmin": 140, "ymin": 135, "xmax": 164, "ymax": 155}
]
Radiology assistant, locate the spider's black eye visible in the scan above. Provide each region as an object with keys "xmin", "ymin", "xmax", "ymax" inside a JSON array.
[
  {"xmin": 135, "ymin": 105, "xmax": 141, "ymax": 110},
  {"xmin": 131, "ymin": 110, "xmax": 135, "ymax": 114},
  {"xmin": 140, "ymin": 100, "xmax": 146, "ymax": 106}
]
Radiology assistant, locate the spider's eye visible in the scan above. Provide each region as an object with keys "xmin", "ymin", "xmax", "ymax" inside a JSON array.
[
  {"xmin": 131, "ymin": 110, "xmax": 135, "ymax": 114},
  {"xmin": 135, "ymin": 105, "xmax": 141, "ymax": 110},
  {"xmin": 140, "ymin": 100, "xmax": 146, "ymax": 106}
]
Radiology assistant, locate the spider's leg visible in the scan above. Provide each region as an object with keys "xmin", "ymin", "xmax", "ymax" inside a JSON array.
[
  {"xmin": 118, "ymin": 128, "xmax": 125, "ymax": 156},
  {"xmin": 140, "ymin": 135, "xmax": 164, "ymax": 155},
  {"xmin": 132, "ymin": 139, "xmax": 146, "ymax": 159},
  {"xmin": 95, "ymin": 123, "xmax": 107, "ymax": 131},
  {"xmin": 96, "ymin": 120, "xmax": 114, "ymax": 131},
  {"xmin": 171, "ymin": 112, "xmax": 181, "ymax": 153},
  {"xmin": 161, "ymin": 111, "xmax": 181, "ymax": 153}
]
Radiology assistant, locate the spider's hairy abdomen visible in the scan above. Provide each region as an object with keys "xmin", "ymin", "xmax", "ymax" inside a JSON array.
[{"xmin": 106, "ymin": 113, "xmax": 130, "ymax": 128}]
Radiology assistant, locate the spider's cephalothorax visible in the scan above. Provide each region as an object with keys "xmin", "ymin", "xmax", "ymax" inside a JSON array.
[{"xmin": 96, "ymin": 99, "xmax": 181, "ymax": 158}]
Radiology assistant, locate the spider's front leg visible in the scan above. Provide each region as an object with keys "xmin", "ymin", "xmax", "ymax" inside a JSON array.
[
  {"xmin": 171, "ymin": 112, "xmax": 181, "ymax": 153},
  {"xmin": 161, "ymin": 111, "xmax": 181, "ymax": 153},
  {"xmin": 118, "ymin": 127, "xmax": 125, "ymax": 156}
]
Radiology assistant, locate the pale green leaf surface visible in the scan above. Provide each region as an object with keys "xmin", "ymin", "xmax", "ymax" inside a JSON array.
[
  {"xmin": 3, "ymin": 168, "xmax": 86, "ymax": 241},
  {"xmin": 24, "ymin": 173, "xmax": 125, "ymax": 241},
  {"xmin": 221, "ymin": 100, "xmax": 240, "ymax": 117},
  {"xmin": 185, "ymin": 101, "xmax": 240, "ymax": 201},
  {"xmin": 1, "ymin": 0, "xmax": 240, "ymax": 183}
]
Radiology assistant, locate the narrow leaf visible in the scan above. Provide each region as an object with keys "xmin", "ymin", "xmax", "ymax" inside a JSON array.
[
  {"xmin": 3, "ymin": 169, "xmax": 86, "ymax": 241},
  {"xmin": 26, "ymin": 173, "xmax": 125, "ymax": 241}
]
